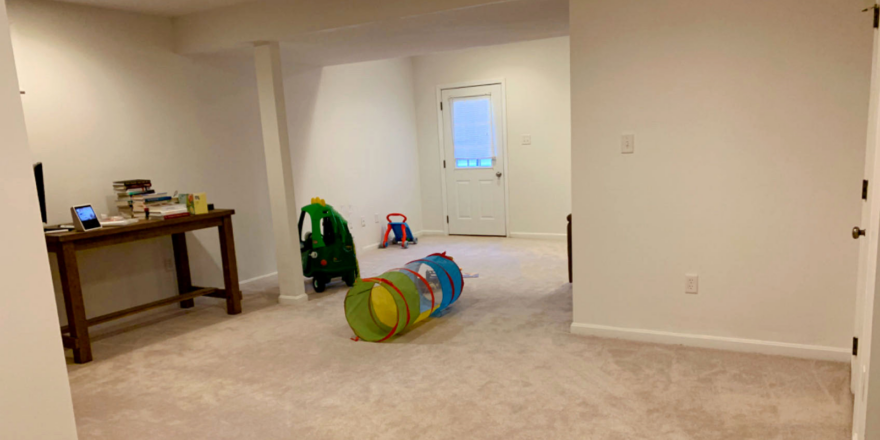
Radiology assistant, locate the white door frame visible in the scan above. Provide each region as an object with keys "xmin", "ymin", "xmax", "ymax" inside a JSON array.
[
  {"xmin": 435, "ymin": 78, "xmax": 510, "ymax": 237},
  {"xmin": 854, "ymin": 4, "xmax": 880, "ymax": 439}
]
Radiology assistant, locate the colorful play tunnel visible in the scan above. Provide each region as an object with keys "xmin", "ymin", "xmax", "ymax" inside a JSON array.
[{"xmin": 344, "ymin": 252, "xmax": 464, "ymax": 342}]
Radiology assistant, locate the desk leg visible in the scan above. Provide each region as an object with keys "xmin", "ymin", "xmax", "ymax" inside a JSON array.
[
  {"xmin": 58, "ymin": 243, "xmax": 92, "ymax": 363},
  {"xmin": 219, "ymin": 217, "xmax": 242, "ymax": 315},
  {"xmin": 172, "ymin": 233, "xmax": 195, "ymax": 309}
]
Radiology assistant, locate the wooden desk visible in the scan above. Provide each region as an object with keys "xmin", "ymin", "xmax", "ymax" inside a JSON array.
[{"xmin": 46, "ymin": 209, "xmax": 241, "ymax": 363}]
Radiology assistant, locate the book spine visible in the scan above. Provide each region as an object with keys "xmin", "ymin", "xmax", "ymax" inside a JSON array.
[
  {"xmin": 161, "ymin": 212, "xmax": 191, "ymax": 220},
  {"xmin": 117, "ymin": 189, "xmax": 155, "ymax": 197},
  {"xmin": 113, "ymin": 180, "xmax": 151, "ymax": 186}
]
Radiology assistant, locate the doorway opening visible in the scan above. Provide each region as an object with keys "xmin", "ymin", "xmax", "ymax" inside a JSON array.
[{"xmin": 438, "ymin": 81, "xmax": 509, "ymax": 237}]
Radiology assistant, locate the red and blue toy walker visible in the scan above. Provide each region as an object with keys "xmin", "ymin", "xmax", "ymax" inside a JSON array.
[{"xmin": 379, "ymin": 213, "xmax": 418, "ymax": 249}]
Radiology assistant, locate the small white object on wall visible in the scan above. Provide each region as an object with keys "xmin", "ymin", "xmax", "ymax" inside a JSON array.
[
  {"xmin": 621, "ymin": 133, "xmax": 635, "ymax": 154},
  {"xmin": 685, "ymin": 274, "xmax": 699, "ymax": 294},
  {"xmin": 522, "ymin": 134, "xmax": 532, "ymax": 145}
]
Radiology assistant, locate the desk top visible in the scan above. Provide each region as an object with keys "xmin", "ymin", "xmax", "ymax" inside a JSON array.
[{"xmin": 45, "ymin": 209, "xmax": 235, "ymax": 246}]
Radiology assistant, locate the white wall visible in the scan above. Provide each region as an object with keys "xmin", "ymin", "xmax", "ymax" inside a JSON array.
[
  {"xmin": 8, "ymin": 0, "xmax": 274, "ymax": 326},
  {"xmin": 284, "ymin": 57, "xmax": 423, "ymax": 249},
  {"xmin": 0, "ymin": 1, "xmax": 78, "ymax": 438},
  {"xmin": 412, "ymin": 37, "xmax": 571, "ymax": 236},
  {"xmin": 570, "ymin": 0, "xmax": 871, "ymax": 359},
  {"xmin": 8, "ymin": 0, "xmax": 424, "ymax": 330}
]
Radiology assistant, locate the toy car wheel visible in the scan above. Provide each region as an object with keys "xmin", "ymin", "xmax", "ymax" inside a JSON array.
[
  {"xmin": 402, "ymin": 242, "xmax": 408, "ymax": 249},
  {"xmin": 413, "ymin": 237, "xmax": 418, "ymax": 244},
  {"xmin": 312, "ymin": 277, "xmax": 327, "ymax": 293},
  {"xmin": 343, "ymin": 271, "xmax": 356, "ymax": 287}
]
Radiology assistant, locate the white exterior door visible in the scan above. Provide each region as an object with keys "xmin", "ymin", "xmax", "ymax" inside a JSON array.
[
  {"xmin": 854, "ymin": 4, "xmax": 880, "ymax": 439},
  {"xmin": 441, "ymin": 84, "xmax": 507, "ymax": 236}
]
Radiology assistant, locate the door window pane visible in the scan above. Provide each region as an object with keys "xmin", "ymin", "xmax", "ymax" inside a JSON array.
[
  {"xmin": 454, "ymin": 158, "xmax": 493, "ymax": 169},
  {"xmin": 451, "ymin": 95, "xmax": 495, "ymax": 160}
]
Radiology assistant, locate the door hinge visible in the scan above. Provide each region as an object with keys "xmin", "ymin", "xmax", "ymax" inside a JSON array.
[
  {"xmin": 440, "ymin": 102, "xmax": 443, "ymax": 111},
  {"xmin": 863, "ymin": 180, "xmax": 869, "ymax": 200},
  {"xmin": 446, "ymin": 215, "xmax": 449, "ymax": 223},
  {"xmin": 854, "ymin": 337, "xmax": 859, "ymax": 356},
  {"xmin": 443, "ymin": 160, "xmax": 446, "ymax": 169},
  {"xmin": 865, "ymin": 5, "xmax": 880, "ymax": 28}
]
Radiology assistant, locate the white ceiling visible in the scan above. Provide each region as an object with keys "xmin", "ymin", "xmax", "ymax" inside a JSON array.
[
  {"xmin": 50, "ymin": 0, "xmax": 256, "ymax": 16},
  {"xmin": 48, "ymin": 0, "xmax": 568, "ymax": 65},
  {"xmin": 279, "ymin": 0, "xmax": 568, "ymax": 66}
]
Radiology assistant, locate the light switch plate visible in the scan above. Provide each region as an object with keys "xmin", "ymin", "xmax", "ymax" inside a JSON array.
[
  {"xmin": 621, "ymin": 133, "xmax": 635, "ymax": 154},
  {"xmin": 522, "ymin": 134, "xmax": 532, "ymax": 146}
]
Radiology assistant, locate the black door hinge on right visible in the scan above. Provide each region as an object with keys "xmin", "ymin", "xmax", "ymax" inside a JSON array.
[
  {"xmin": 446, "ymin": 215, "xmax": 449, "ymax": 223},
  {"xmin": 864, "ymin": 180, "xmax": 869, "ymax": 201},
  {"xmin": 854, "ymin": 337, "xmax": 859, "ymax": 356},
  {"xmin": 864, "ymin": 5, "xmax": 880, "ymax": 28}
]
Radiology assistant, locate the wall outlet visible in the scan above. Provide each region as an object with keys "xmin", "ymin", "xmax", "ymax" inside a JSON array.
[
  {"xmin": 685, "ymin": 274, "xmax": 699, "ymax": 294},
  {"xmin": 360, "ymin": 217, "xmax": 366, "ymax": 227},
  {"xmin": 621, "ymin": 133, "xmax": 635, "ymax": 154},
  {"xmin": 374, "ymin": 213, "xmax": 379, "ymax": 223},
  {"xmin": 164, "ymin": 257, "xmax": 175, "ymax": 272},
  {"xmin": 522, "ymin": 134, "xmax": 532, "ymax": 145}
]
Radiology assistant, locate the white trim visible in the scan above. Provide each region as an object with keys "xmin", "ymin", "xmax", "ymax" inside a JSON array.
[
  {"xmin": 361, "ymin": 243, "xmax": 380, "ymax": 251},
  {"xmin": 417, "ymin": 229, "xmax": 446, "ymax": 236},
  {"xmin": 510, "ymin": 232, "xmax": 566, "ymax": 241},
  {"xmin": 278, "ymin": 293, "xmax": 308, "ymax": 304},
  {"xmin": 240, "ymin": 271, "xmax": 277, "ymax": 286},
  {"xmin": 436, "ymin": 78, "xmax": 510, "ymax": 238},
  {"xmin": 570, "ymin": 322, "xmax": 851, "ymax": 362},
  {"xmin": 435, "ymin": 85, "xmax": 449, "ymax": 236},
  {"xmin": 238, "ymin": 271, "xmax": 306, "ymax": 303}
]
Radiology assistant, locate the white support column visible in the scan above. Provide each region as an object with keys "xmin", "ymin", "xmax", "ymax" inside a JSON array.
[{"xmin": 253, "ymin": 41, "xmax": 306, "ymax": 304}]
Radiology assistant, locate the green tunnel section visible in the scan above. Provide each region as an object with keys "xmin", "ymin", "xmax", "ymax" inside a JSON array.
[{"xmin": 344, "ymin": 253, "xmax": 464, "ymax": 342}]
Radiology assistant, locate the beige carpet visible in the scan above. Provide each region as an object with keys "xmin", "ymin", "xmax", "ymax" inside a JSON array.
[{"xmin": 67, "ymin": 236, "xmax": 852, "ymax": 440}]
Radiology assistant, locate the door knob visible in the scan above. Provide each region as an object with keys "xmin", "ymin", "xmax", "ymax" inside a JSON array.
[
  {"xmin": 496, "ymin": 171, "xmax": 502, "ymax": 178},
  {"xmin": 853, "ymin": 227, "xmax": 866, "ymax": 239}
]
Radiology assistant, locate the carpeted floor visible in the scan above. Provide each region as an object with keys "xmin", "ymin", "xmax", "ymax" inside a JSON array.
[{"xmin": 67, "ymin": 236, "xmax": 853, "ymax": 440}]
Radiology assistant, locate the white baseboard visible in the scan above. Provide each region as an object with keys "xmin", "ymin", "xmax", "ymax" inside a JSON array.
[
  {"xmin": 240, "ymin": 271, "xmax": 278, "ymax": 286},
  {"xmin": 510, "ymin": 232, "xmax": 566, "ymax": 241},
  {"xmin": 361, "ymin": 243, "xmax": 380, "ymax": 251},
  {"xmin": 417, "ymin": 230, "xmax": 446, "ymax": 236},
  {"xmin": 570, "ymin": 322, "xmax": 850, "ymax": 362},
  {"xmin": 278, "ymin": 294, "xmax": 308, "ymax": 304}
]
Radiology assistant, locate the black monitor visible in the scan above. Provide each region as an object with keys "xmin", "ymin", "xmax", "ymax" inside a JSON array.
[{"xmin": 34, "ymin": 162, "xmax": 46, "ymax": 224}]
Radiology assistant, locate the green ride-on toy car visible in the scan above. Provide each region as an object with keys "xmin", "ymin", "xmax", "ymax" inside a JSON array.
[{"xmin": 299, "ymin": 197, "xmax": 359, "ymax": 293}]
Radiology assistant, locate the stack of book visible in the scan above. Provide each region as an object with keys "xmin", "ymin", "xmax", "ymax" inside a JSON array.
[
  {"xmin": 130, "ymin": 193, "xmax": 175, "ymax": 219},
  {"xmin": 151, "ymin": 204, "xmax": 190, "ymax": 220},
  {"xmin": 114, "ymin": 179, "xmax": 153, "ymax": 218}
]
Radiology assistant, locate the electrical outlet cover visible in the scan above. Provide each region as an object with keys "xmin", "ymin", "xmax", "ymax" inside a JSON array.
[
  {"xmin": 685, "ymin": 274, "xmax": 699, "ymax": 294},
  {"xmin": 621, "ymin": 133, "xmax": 635, "ymax": 154}
]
